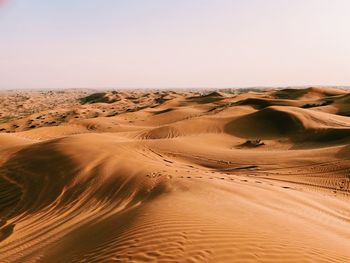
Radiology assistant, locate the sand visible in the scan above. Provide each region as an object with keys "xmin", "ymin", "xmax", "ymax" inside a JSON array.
[{"xmin": 0, "ymin": 87, "xmax": 350, "ymax": 262}]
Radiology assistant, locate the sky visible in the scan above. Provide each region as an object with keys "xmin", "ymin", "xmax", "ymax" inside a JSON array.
[{"xmin": 1, "ymin": 0, "xmax": 350, "ymax": 89}]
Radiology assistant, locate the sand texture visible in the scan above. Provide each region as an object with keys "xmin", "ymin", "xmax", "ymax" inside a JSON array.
[{"xmin": 0, "ymin": 87, "xmax": 350, "ymax": 262}]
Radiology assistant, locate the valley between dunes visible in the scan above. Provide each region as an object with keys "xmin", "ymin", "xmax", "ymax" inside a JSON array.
[{"xmin": 0, "ymin": 87, "xmax": 350, "ymax": 262}]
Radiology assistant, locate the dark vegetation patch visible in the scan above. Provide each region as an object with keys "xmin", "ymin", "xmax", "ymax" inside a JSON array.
[
  {"xmin": 0, "ymin": 116, "xmax": 15, "ymax": 124},
  {"xmin": 239, "ymin": 139, "xmax": 265, "ymax": 148},
  {"xmin": 79, "ymin": 93, "xmax": 118, "ymax": 104},
  {"xmin": 301, "ymin": 99, "xmax": 334, "ymax": 108}
]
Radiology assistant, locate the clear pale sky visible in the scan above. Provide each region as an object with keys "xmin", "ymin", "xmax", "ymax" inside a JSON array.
[{"xmin": 1, "ymin": 0, "xmax": 350, "ymax": 89}]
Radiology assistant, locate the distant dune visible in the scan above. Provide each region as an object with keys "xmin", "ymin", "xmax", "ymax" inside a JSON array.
[{"xmin": 0, "ymin": 87, "xmax": 350, "ymax": 262}]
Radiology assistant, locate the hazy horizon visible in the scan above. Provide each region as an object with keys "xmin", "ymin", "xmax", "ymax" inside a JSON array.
[{"xmin": 1, "ymin": 0, "xmax": 350, "ymax": 89}]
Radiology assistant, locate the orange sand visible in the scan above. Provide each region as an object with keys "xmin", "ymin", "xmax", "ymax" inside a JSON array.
[{"xmin": 0, "ymin": 87, "xmax": 350, "ymax": 262}]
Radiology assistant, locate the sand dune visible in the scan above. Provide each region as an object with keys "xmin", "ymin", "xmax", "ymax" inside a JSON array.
[
  {"xmin": 1, "ymin": 88, "xmax": 350, "ymax": 262},
  {"xmin": 226, "ymin": 106, "xmax": 350, "ymax": 140},
  {"xmin": 272, "ymin": 87, "xmax": 347, "ymax": 100}
]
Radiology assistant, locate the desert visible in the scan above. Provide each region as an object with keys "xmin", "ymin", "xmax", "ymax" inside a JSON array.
[{"xmin": 0, "ymin": 87, "xmax": 349, "ymax": 262}]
